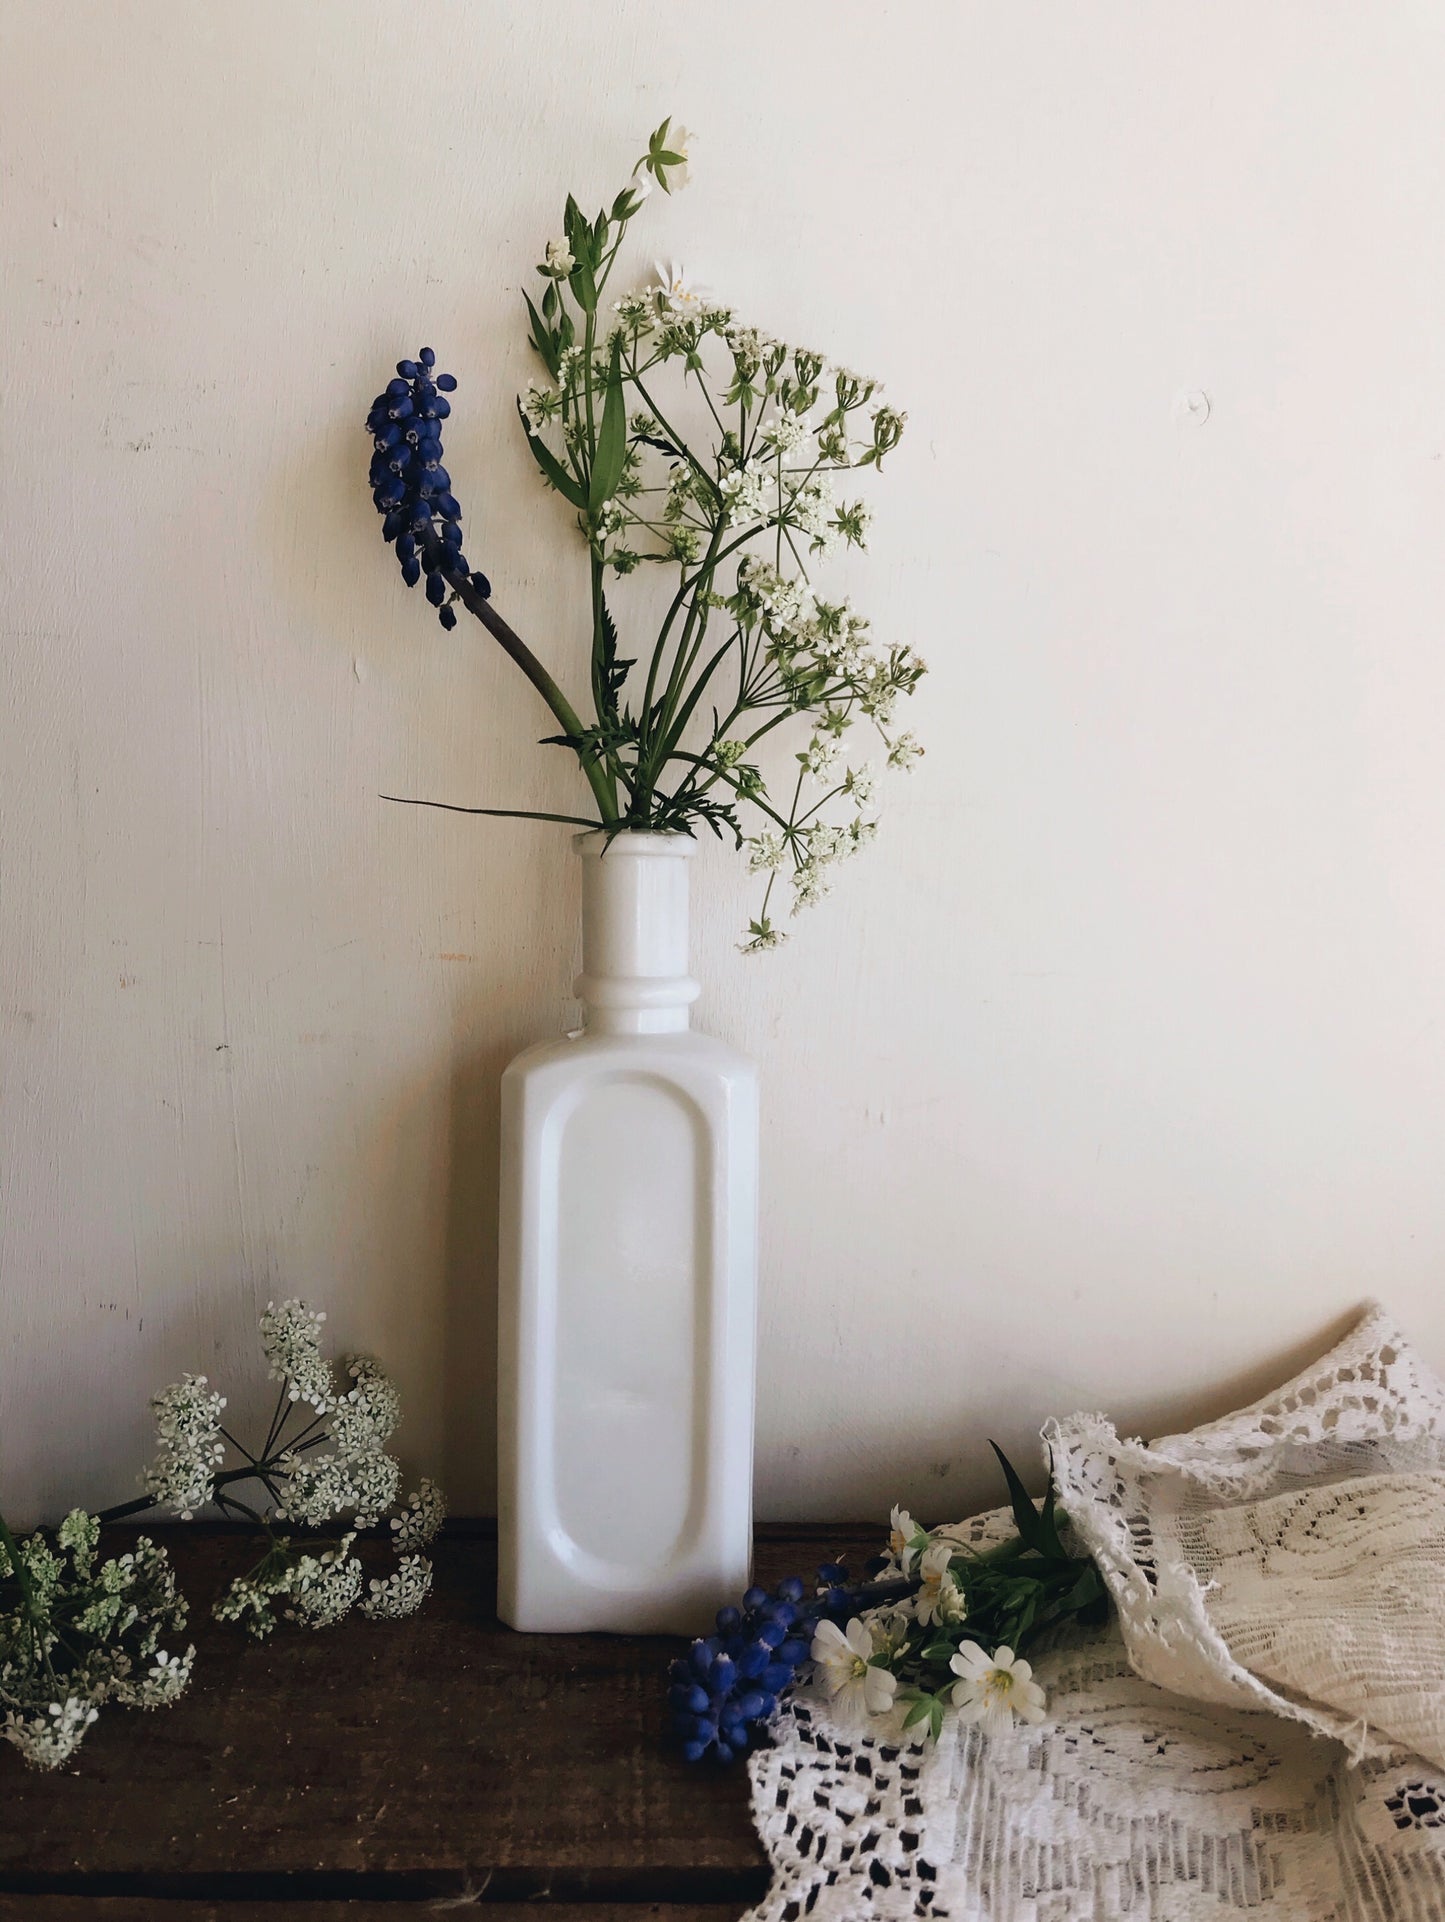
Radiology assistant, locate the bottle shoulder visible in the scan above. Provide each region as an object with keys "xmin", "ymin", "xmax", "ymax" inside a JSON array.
[{"xmin": 502, "ymin": 1025, "xmax": 757, "ymax": 1088}]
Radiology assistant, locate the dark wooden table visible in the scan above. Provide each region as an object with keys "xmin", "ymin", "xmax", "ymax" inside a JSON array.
[{"xmin": 0, "ymin": 1523, "xmax": 876, "ymax": 1922}]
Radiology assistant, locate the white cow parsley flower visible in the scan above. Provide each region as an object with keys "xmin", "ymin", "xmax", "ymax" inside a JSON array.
[
  {"xmin": 887, "ymin": 731, "xmax": 923, "ymax": 771},
  {"xmin": 810, "ymin": 1618, "xmax": 898, "ymax": 1719},
  {"xmin": 800, "ymin": 732, "xmax": 842, "ymax": 778},
  {"xmin": 949, "ymin": 1642, "xmax": 1047, "ymax": 1733},
  {"xmin": 260, "ymin": 1300, "xmax": 335, "ymax": 1413},
  {"xmin": 361, "ymin": 1554, "xmax": 434, "ymax": 1620},
  {"xmin": 143, "ymin": 1374, "xmax": 227, "ymax": 1519},
  {"xmin": 720, "ymin": 463, "xmax": 768, "ymax": 525},
  {"xmin": 2, "ymin": 1698, "xmax": 99, "ymax": 1771},
  {"xmin": 746, "ymin": 832, "xmax": 786, "ymax": 874},
  {"xmin": 842, "ymin": 765, "xmax": 877, "ymax": 808},
  {"xmin": 390, "ymin": 1478, "xmax": 447, "ymax": 1551},
  {"xmin": 114, "ymin": 1646, "xmax": 194, "ymax": 1709},
  {"xmin": 763, "ymin": 408, "xmax": 812, "ymax": 457},
  {"xmin": 739, "ymin": 917, "xmax": 787, "ymax": 954},
  {"xmin": 278, "ymin": 1447, "xmax": 401, "ymax": 1531},
  {"xmin": 329, "ymin": 1356, "xmax": 401, "ymax": 1459},
  {"xmin": 790, "ymin": 860, "xmax": 834, "ymax": 913},
  {"xmin": 287, "ymin": 1539, "xmax": 364, "ymax": 1629}
]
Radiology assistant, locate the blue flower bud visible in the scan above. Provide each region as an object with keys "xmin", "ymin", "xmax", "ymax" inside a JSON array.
[
  {"xmin": 438, "ymin": 604, "xmax": 457, "ymax": 630},
  {"xmin": 419, "ymin": 346, "xmax": 436, "ymax": 367},
  {"xmin": 777, "ymin": 1576, "xmax": 805, "ymax": 1604},
  {"xmin": 816, "ymin": 1562, "xmax": 847, "ymax": 1587},
  {"xmin": 425, "ymin": 572, "xmax": 446, "ymax": 606},
  {"xmin": 716, "ymin": 1605, "xmax": 741, "ymax": 1633},
  {"xmin": 742, "ymin": 1587, "xmax": 767, "ymax": 1612},
  {"xmin": 470, "ymin": 571, "xmax": 491, "ymax": 597},
  {"xmin": 709, "ymin": 1654, "xmax": 736, "ymax": 1693},
  {"xmin": 436, "ymin": 373, "xmax": 457, "ymax": 391},
  {"xmin": 401, "ymin": 556, "xmax": 421, "ymax": 587},
  {"xmin": 396, "ymin": 359, "xmax": 419, "ymax": 378}
]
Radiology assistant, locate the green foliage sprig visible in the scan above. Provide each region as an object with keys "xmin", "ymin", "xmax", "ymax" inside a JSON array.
[{"xmin": 371, "ymin": 121, "xmax": 925, "ymax": 950}]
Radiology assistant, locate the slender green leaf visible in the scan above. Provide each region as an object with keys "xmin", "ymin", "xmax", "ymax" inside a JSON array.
[
  {"xmin": 516, "ymin": 401, "xmax": 587, "ymax": 509},
  {"xmin": 989, "ymin": 1442, "xmax": 1043, "ymax": 1552},
  {"xmin": 523, "ymin": 293, "xmax": 558, "ymax": 377},
  {"xmin": 589, "ymin": 339, "xmax": 627, "ymax": 510}
]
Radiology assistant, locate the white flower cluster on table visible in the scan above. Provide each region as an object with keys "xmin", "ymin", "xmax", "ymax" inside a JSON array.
[
  {"xmin": 0, "ymin": 1510, "xmax": 192, "ymax": 1771},
  {"xmin": 0, "ymin": 1299, "xmax": 447, "ymax": 1771},
  {"xmin": 808, "ymin": 1502, "xmax": 1061, "ymax": 1744}
]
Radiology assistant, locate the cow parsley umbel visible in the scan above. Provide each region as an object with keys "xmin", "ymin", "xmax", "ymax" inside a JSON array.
[
  {"xmin": 0, "ymin": 1300, "xmax": 447, "ymax": 1772},
  {"xmin": 370, "ymin": 118, "xmax": 924, "ymax": 946}
]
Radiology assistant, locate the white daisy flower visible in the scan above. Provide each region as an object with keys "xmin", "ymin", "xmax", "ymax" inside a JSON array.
[
  {"xmin": 888, "ymin": 1504, "xmax": 923, "ymax": 1572},
  {"xmin": 810, "ymin": 1617, "xmax": 898, "ymax": 1719},
  {"xmin": 949, "ymin": 1642, "xmax": 1047, "ymax": 1733},
  {"xmin": 653, "ymin": 261, "xmax": 709, "ymax": 316},
  {"xmin": 913, "ymin": 1541, "xmax": 964, "ymax": 1627}
]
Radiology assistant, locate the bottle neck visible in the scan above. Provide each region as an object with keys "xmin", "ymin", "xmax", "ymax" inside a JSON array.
[{"xmin": 574, "ymin": 832, "xmax": 700, "ymax": 1037}]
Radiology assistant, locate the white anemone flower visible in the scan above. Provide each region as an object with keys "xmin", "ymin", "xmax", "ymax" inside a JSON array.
[
  {"xmin": 888, "ymin": 1504, "xmax": 923, "ymax": 1572},
  {"xmin": 949, "ymin": 1642, "xmax": 1047, "ymax": 1733},
  {"xmin": 810, "ymin": 1617, "xmax": 898, "ymax": 1720},
  {"xmin": 913, "ymin": 1541, "xmax": 963, "ymax": 1627},
  {"xmin": 665, "ymin": 124, "xmax": 694, "ymax": 189},
  {"xmin": 653, "ymin": 261, "xmax": 708, "ymax": 316}
]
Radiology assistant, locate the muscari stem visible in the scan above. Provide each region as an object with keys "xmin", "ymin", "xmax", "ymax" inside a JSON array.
[{"xmin": 425, "ymin": 539, "xmax": 619, "ymax": 825}]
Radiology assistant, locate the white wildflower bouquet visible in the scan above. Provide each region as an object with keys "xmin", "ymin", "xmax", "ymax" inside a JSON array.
[
  {"xmin": 368, "ymin": 120, "xmax": 924, "ymax": 950},
  {"xmin": 0, "ymin": 1300, "xmax": 445, "ymax": 1771}
]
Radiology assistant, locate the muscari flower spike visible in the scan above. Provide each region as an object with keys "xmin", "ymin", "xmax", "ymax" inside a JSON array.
[
  {"xmin": 668, "ymin": 1563, "xmax": 861, "ymax": 1764},
  {"xmin": 366, "ymin": 348, "xmax": 491, "ymax": 630}
]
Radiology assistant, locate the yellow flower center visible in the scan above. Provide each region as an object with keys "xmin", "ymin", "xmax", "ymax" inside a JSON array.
[{"xmin": 984, "ymin": 1667, "xmax": 1014, "ymax": 1700}]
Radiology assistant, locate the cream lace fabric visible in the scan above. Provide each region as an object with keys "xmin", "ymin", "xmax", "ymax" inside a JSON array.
[{"xmin": 745, "ymin": 1306, "xmax": 1445, "ymax": 1921}]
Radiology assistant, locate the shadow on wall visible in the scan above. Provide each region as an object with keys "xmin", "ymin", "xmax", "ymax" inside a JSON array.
[{"xmin": 441, "ymin": 1038, "xmax": 512, "ymax": 1516}]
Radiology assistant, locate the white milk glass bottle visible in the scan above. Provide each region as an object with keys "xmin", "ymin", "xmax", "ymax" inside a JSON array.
[{"xmin": 497, "ymin": 831, "xmax": 758, "ymax": 1633}]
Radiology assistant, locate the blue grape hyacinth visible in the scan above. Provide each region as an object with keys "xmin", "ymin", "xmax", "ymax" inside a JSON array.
[
  {"xmin": 366, "ymin": 349, "xmax": 490, "ymax": 630},
  {"xmin": 669, "ymin": 1562, "xmax": 886, "ymax": 1764}
]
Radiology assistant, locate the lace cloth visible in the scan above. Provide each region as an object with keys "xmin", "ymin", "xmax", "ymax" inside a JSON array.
[{"xmin": 744, "ymin": 1305, "xmax": 1445, "ymax": 1920}]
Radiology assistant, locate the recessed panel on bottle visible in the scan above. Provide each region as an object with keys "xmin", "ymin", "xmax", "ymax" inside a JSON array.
[{"xmin": 552, "ymin": 1071, "xmax": 706, "ymax": 1572}]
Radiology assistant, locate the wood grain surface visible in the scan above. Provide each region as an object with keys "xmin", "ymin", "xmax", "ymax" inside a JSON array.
[{"xmin": 0, "ymin": 1524, "xmax": 875, "ymax": 1914}]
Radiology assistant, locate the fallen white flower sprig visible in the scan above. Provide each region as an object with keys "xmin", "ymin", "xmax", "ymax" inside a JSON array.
[{"xmin": 0, "ymin": 1300, "xmax": 446, "ymax": 1771}]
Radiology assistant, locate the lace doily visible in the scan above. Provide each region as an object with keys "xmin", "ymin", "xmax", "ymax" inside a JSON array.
[
  {"xmin": 745, "ymin": 1308, "xmax": 1445, "ymax": 1920},
  {"xmin": 1047, "ymin": 1303, "xmax": 1445, "ymax": 1766}
]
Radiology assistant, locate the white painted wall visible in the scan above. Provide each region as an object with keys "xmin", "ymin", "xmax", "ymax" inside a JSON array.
[{"xmin": 5, "ymin": 0, "xmax": 1445, "ymax": 1527}]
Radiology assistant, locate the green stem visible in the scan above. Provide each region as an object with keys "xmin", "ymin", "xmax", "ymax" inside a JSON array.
[{"xmin": 424, "ymin": 541, "xmax": 618, "ymax": 825}]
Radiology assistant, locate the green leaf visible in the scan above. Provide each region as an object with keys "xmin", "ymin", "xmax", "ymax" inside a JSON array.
[
  {"xmin": 569, "ymin": 260, "xmax": 598, "ymax": 313},
  {"xmin": 516, "ymin": 401, "xmax": 586, "ymax": 509},
  {"xmin": 989, "ymin": 1442, "xmax": 1044, "ymax": 1553},
  {"xmin": 523, "ymin": 293, "xmax": 559, "ymax": 378},
  {"xmin": 589, "ymin": 338, "xmax": 627, "ymax": 511}
]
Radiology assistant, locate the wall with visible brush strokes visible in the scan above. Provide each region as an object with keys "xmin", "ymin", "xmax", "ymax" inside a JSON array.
[{"xmin": 5, "ymin": 0, "xmax": 1445, "ymax": 1523}]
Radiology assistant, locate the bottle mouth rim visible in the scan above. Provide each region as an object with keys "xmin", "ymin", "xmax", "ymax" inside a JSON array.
[{"xmin": 573, "ymin": 829, "xmax": 697, "ymax": 859}]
